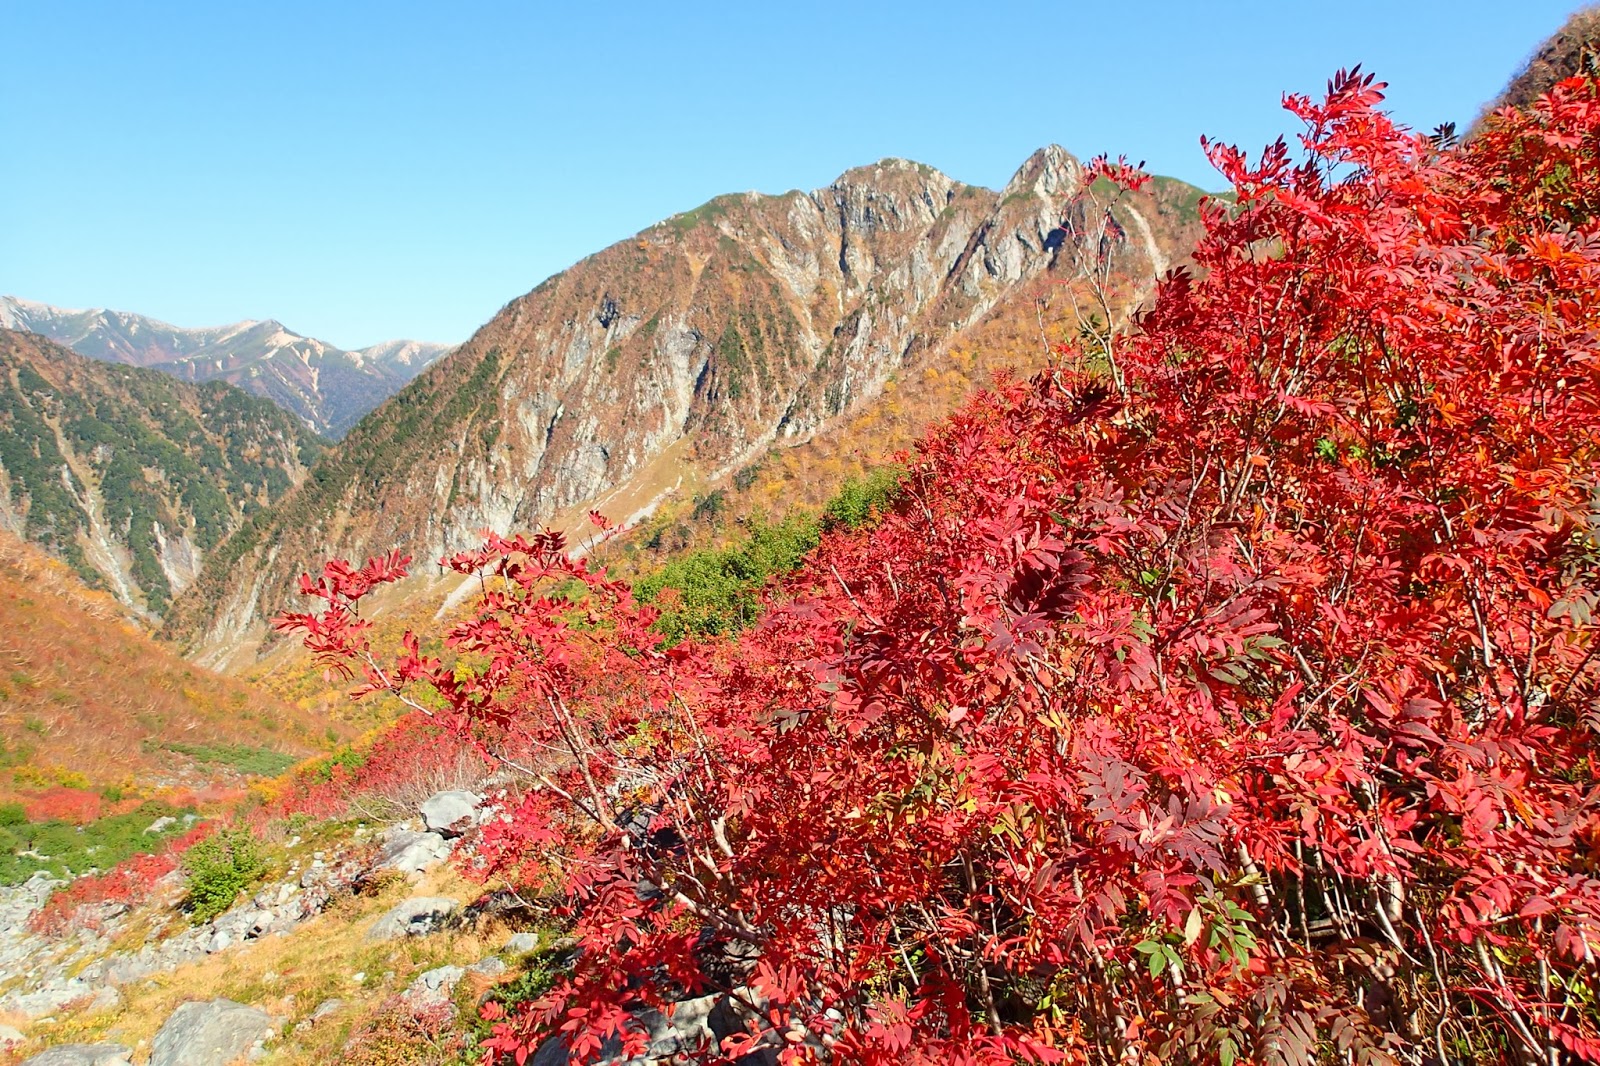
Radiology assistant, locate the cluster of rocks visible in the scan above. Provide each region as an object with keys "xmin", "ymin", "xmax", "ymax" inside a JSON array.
[
  {"xmin": 0, "ymin": 846, "xmax": 375, "ymax": 1021},
  {"xmin": 2, "ymin": 790, "xmax": 489, "ymax": 1062},
  {"xmin": 21, "ymin": 997, "xmax": 278, "ymax": 1066},
  {"xmin": 2, "ymin": 785, "xmax": 794, "ymax": 1066}
]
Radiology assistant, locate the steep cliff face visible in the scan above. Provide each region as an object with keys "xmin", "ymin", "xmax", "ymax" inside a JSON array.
[
  {"xmin": 0, "ymin": 329, "xmax": 322, "ymax": 614},
  {"xmin": 0, "ymin": 297, "xmax": 454, "ymax": 437},
  {"xmin": 167, "ymin": 147, "xmax": 1205, "ymax": 658}
]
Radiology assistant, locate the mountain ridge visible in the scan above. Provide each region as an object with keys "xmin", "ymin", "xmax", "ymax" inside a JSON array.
[
  {"xmin": 0, "ymin": 296, "xmax": 455, "ymax": 437},
  {"xmin": 0, "ymin": 329, "xmax": 324, "ymax": 615},
  {"xmin": 164, "ymin": 145, "xmax": 1209, "ymax": 660}
]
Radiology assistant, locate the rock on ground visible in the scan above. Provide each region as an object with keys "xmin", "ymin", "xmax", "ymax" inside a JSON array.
[
  {"xmin": 20, "ymin": 1045, "xmax": 132, "ymax": 1066},
  {"xmin": 366, "ymin": 896, "xmax": 458, "ymax": 941},
  {"xmin": 376, "ymin": 829, "xmax": 452, "ymax": 875},
  {"xmin": 149, "ymin": 998, "xmax": 278, "ymax": 1066},
  {"xmin": 420, "ymin": 790, "xmax": 482, "ymax": 836},
  {"xmin": 402, "ymin": 964, "xmax": 466, "ymax": 1009}
]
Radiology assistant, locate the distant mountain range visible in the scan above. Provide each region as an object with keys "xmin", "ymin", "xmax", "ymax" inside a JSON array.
[
  {"xmin": 163, "ymin": 146, "xmax": 1211, "ymax": 658},
  {"xmin": 0, "ymin": 296, "xmax": 454, "ymax": 437}
]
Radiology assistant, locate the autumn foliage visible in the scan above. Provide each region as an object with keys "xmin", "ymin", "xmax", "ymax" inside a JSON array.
[
  {"xmin": 265, "ymin": 713, "xmax": 488, "ymax": 821},
  {"xmin": 279, "ymin": 72, "xmax": 1600, "ymax": 1064},
  {"xmin": 29, "ymin": 823, "xmax": 211, "ymax": 937}
]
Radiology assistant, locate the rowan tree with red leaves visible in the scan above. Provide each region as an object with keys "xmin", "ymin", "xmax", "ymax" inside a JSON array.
[{"xmin": 279, "ymin": 70, "xmax": 1600, "ymax": 1065}]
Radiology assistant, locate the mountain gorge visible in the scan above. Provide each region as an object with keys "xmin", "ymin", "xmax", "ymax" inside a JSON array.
[
  {"xmin": 0, "ymin": 297, "xmax": 454, "ymax": 438},
  {"xmin": 0, "ymin": 330, "xmax": 323, "ymax": 614},
  {"xmin": 165, "ymin": 146, "xmax": 1208, "ymax": 658}
]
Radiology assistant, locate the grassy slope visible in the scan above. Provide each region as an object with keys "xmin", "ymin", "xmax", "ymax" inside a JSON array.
[{"xmin": 0, "ymin": 529, "xmax": 347, "ymax": 807}]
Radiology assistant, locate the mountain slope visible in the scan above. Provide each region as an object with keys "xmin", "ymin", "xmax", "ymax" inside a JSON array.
[
  {"xmin": 167, "ymin": 147, "xmax": 1207, "ymax": 658},
  {"xmin": 0, "ymin": 528, "xmax": 335, "ymax": 805},
  {"xmin": 1492, "ymin": 6, "xmax": 1600, "ymax": 113},
  {"xmin": 0, "ymin": 329, "xmax": 323, "ymax": 614},
  {"xmin": 0, "ymin": 297, "xmax": 454, "ymax": 437}
]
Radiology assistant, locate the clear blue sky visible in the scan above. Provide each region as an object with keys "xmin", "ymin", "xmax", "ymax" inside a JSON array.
[{"xmin": 1, "ymin": 1, "xmax": 1583, "ymax": 349}]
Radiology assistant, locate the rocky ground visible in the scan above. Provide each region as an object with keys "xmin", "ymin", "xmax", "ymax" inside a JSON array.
[
  {"xmin": 0, "ymin": 791, "xmax": 512, "ymax": 1065},
  {"xmin": 0, "ymin": 790, "xmax": 782, "ymax": 1066}
]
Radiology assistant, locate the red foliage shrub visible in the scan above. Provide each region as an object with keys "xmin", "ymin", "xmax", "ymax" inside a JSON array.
[
  {"xmin": 22, "ymin": 787, "xmax": 103, "ymax": 825},
  {"xmin": 269, "ymin": 713, "xmax": 488, "ymax": 821},
  {"xmin": 28, "ymin": 823, "xmax": 212, "ymax": 937},
  {"xmin": 281, "ymin": 73, "xmax": 1600, "ymax": 1064}
]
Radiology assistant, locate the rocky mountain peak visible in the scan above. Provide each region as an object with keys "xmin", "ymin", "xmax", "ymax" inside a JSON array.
[
  {"xmin": 0, "ymin": 296, "xmax": 453, "ymax": 437},
  {"xmin": 165, "ymin": 147, "xmax": 1211, "ymax": 660},
  {"xmin": 1001, "ymin": 144, "xmax": 1083, "ymax": 204}
]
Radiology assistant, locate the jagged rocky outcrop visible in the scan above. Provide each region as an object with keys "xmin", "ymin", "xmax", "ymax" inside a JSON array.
[
  {"xmin": 166, "ymin": 147, "xmax": 1204, "ymax": 659},
  {"xmin": 0, "ymin": 297, "xmax": 454, "ymax": 438}
]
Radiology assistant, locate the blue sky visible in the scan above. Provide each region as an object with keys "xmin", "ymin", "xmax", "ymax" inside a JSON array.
[{"xmin": 1, "ymin": 1, "xmax": 1583, "ymax": 349}]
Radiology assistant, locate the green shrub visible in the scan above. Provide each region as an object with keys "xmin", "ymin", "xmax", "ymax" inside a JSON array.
[
  {"xmin": 163, "ymin": 741, "xmax": 297, "ymax": 777},
  {"xmin": 822, "ymin": 466, "xmax": 905, "ymax": 531},
  {"xmin": 182, "ymin": 828, "xmax": 267, "ymax": 923},
  {"xmin": 636, "ymin": 515, "xmax": 821, "ymax": 644},
  {"xmin": 635, "ymin": 465, "xmax": 904, "ymax": 645},
  {"xmin": 0, "ymin": 801, "xmax": 192, "ymax": 885}
]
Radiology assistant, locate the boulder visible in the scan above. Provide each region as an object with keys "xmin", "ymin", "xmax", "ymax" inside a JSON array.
[
  {"xmin": 376, "ymin": 830, "xmax": 451, "ymax": 875},
  {"xmin": 366, "ymin": 897, "xmax": 457, "ymax": 941},
  {"xmin": 420, "ymin": 790, "xmax": 482, "ymax": 836},
  {"xmin": 144, "ymin": 816, "xmax": 177, "ymax": 835},
  {"xmin": 149, "ymin": 998, "xmax": 277, "ymax": 1066},
  {"xmin": 402, "ymin": 964, "xmax": 465, "ymax": 1009},
  {"xmin": 469, "ymin": 956, "xmax": 508, "ymax": 978},
  {"xmin": 101, "ymin": 953, "xmax": 156, "ymax": 987},
  {"xmin": 293, "ymin": 998, "xmax": 345, "ymax": 1036},
  {"xmin": 504, "ymin": 931, "xmax": 539, "ymax": 954},
  {"xmin": 20, "ymin": 1046, "xmax": 132, "ymax": 1066},
  {"xmin": 0, "ymin": 1025, "xmax": 23, "ymax": 1047},
  {"xmin": 310, "ymin": 998, "xmax": 344, "ymax": 1022}
]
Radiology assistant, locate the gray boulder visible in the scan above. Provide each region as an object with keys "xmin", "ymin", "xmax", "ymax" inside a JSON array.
[
  {"xmin": 504, "ymin": 931, "xmax": 539, "ymax": 954},
  {"xmin": 420, "ymin": 790, "xmax": 482, "ymax": 836},
  {"xmin": 0, "ymin": 1024, "xmax": 23, "ymax": 1047},
  {"xmin": 21, "ymin": 1045, "xmax": 132, "ymax": 1066},
  {"xmin": 149, "ymin": 998, "xmax": 277, "ymax": 1066},
  {"xmin": 469, "ymin": 956, "xmax": 508, "ymax": 978},
  {"xmin": 377, "ymin": 830, "xmax": 451, "ymax": 875},
  {"xmin": 402, "ymin": 964, "xmax": 465, "ymax": 1009},
  {"xmin": 366, "ymin": 897, "xmax": 457, "ymax": 941},
  {"xmin": 311, "ymin": 998, "xmax": 344, "ymax": 1022}
]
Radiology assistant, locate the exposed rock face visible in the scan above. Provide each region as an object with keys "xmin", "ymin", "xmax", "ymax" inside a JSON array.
[
  {"xmin": 169, "ymin": 148, "xmax": 1205, "ymax": 658},
  {"xmin": 148, "ymin": 999, "xmax": 278, "ymax": 1066},
  {"xmin": 0, "ymin": 296, "xmax": 454, "ymax": 438}
]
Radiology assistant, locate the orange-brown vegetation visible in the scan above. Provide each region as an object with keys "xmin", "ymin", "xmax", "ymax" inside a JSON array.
[{"xmin": 0, "ymin": 529, "xmax": 345, "ymax": 805}]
